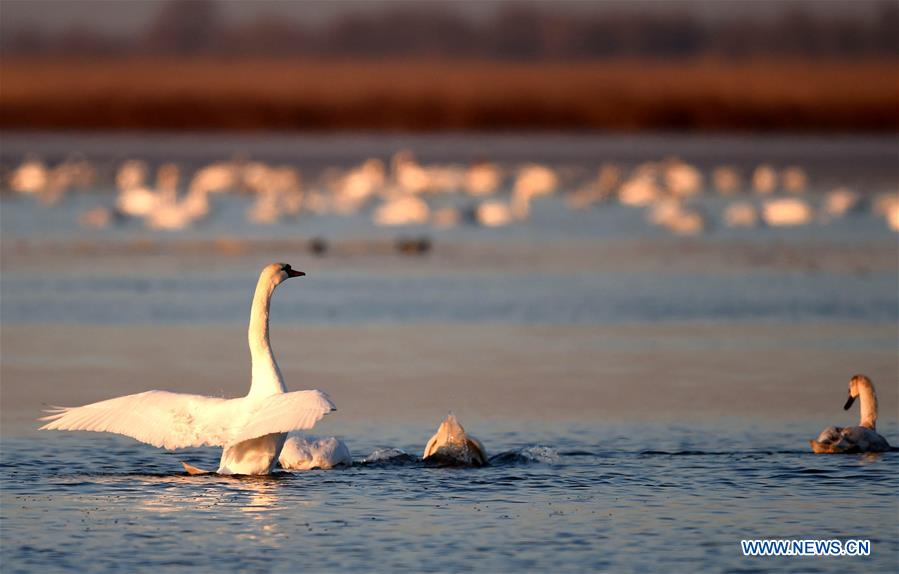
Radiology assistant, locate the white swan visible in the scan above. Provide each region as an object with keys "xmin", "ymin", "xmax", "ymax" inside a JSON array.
[
  {"xmin": 279, "ymin": 434, "xmax": 352, "ymax": 470},
  {"xmin": 422, "ymin": 414, "xmax": 488, "ymax": 466},
  {"xmin": 810, "ymin": 375, "xmax": 891, "ymax": 454},
  {"xmin": 40, "ymin": 263, "xmax": 336, "ymax": 475}
]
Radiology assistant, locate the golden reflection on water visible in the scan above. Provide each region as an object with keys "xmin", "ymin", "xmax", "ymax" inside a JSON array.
[{"xmin": 133, "ymin": 472, "xmax": 319, "ymax": 538}]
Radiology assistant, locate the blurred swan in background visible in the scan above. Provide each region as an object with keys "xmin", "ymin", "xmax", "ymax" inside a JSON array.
[
  {"xmin": 762, "ymin": 197, "xmax": 812, "ymax": 227},
  {"xmin": 243, "ymin": 164, "xmax": 303, "ymax": 224},
  {"xmin": 423, "ymin": 414, "xmax": 488, "ymax": 466},
  {"xmin": 465, "ymin": 161, "xmax": 503, "ymax": 196},
  {"xmin": 646, "ymin": 198, "xmax": 707, "ymax": 236},
  {"xmin": 872, "ymin": 193, "xmax": 899, "ymax": 232},
  {"xmin": 514, "ymin": 164, "xmax": 556, "ymax": 197},
  {"xmin": 9, "ymin": 157, "xmax": 48, "ymax": 195},
  {"xmin": 566, "ymin": 163, "xmax": 620, "ymax": 209},
  {"xmin": 116, "ymin": 160, "xmax": 160, "ymax": 217},
  {"xmin": 618, "ymin": 170, "xmax": 662, "ymax": 207},
  {"xmin": 473, "ymin": 200, "xmax": 515, "ymax": 227},
  {"xmin": 810, "ymin": 375, "xmax": 891, "ymax": 454},
  {"xmin": 663, "ymin": 159, "xmax": 703, "ymax": 198},
  {"xmin": 723, "ymin": 201, "xmax": 759, "ymax": 228},
  {"xmin": 781, "ymin": 166, "xmax": 808, "ymax": 194},
  {"xmin": 752, "ymin": 164, "xmax": 778, "ymax": 194},
  {"xmin": 279, "ymin": 435, "xmax": 352, "ymax": 470},
  {"xmin": 40, "ymin": 263, "xmax": 336, "ymax": 475},
  {"xmin": 373, "ymin": 195, "xmax": 430, "ymax": 226},
  {"xmin": 822, "ymin": 187, "xmax": 862, "ymax": 220},
  {"xmin": 712, "ymin": 166, "xmax": 740, "ymax": 195}
]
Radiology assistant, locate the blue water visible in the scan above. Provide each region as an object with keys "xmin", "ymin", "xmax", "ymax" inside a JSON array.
[
  {"xmin": 2, "ymin": 133, "xmax": 898, "ymax": 573},
  {"xmin": 2, "ymin": 427, "xmax": 898, "ymax": 573}
]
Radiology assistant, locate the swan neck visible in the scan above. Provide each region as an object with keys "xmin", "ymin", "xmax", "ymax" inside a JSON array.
[
  {"xmin": 857, "ymin": 383, "xmax": 877, "ymax": 430},
  {"xmin": 248, "ymin": 276, "xmax": 285, "ymax": 397}
]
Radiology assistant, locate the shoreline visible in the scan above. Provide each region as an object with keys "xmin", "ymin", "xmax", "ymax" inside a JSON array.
[{"xmin": 3, "ymin": 58, "xmax": 897, "ymax": 132}]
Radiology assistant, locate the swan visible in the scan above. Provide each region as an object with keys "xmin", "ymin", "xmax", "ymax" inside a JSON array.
[
  {"xmin": 9, "ymin": 157, "xmax": 48, "ymax": 195},
  {"xmin": 663, "ymin": 159, "xmax": 703, "ymax": 198},
  {"xmin": 810, "ymin": 375, "xmax": 891, "ymax": 454},
  {"xmin": 422, "ymin": 414, "xmax": 488, "ymax": 467},
  {"xmin": 279, "ymin": 434, "xmax": 352, "ymax": 470},
  {"xmin": 762, "ymin": 197, "xmax": 812, "ymax": 227},
  {"xmin": 712, "ymin": 166, "xmax": 740, "ymax": 195},
  {"xmin": 372, "ymin": 195, "xmax": 430, "ymax": 226},
  {"xmin": 39, "ymin": 263, "xmax": 336, "ymax": 475},
  {"xmin": 781, "ymin": 166, "xmax": 808, "ymax": 194},
  {"xmin": 646, "ymin": 198, "xmax": 706, "ymax": 236},
  {"xmin": 752, "ymin": 164, "xmax": 778, "ymax": 194},
  {"xmin": 723, "ymin": 201, "xmax": 759, "ymax": 228},
  {"xmin": 465, "ymin": 161, "xmax": 502, "ymax": 197}
]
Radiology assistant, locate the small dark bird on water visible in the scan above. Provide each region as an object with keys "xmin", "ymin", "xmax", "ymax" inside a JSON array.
[
  {"xmin": 395, "ymin": 236, "xmax": 432, "ymax": 256},
  {"xmin": 309, "ymin": 237, "xmax": 328, "ymax": 256}
]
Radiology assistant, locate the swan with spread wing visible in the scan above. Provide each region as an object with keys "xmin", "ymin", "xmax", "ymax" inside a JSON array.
[{"xmin": 40, "ymin": 263, "xmax": 335, "ymax": 475}]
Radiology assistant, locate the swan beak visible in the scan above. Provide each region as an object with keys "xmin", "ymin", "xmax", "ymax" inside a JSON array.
[
  {"xmin": 843, "ymin": 395, "xmax": 856, "ymax": 410},
  {"xmin": 287, "ymin": 269, "xmax": 305, "ymax": 278}
]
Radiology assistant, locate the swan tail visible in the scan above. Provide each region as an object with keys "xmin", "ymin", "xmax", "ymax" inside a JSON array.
[{"xmin": 182, "ymin": 461, "xmax": 212, "ymax": 475}]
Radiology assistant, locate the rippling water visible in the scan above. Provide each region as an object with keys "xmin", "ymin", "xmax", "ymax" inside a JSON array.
[
  {"xmin": 2, "ymin": 427, "xmax": 897, "ymax": 573},
  {"xmin": 2, "ymin": 134, "xmax": 897, "ymax": 572}
]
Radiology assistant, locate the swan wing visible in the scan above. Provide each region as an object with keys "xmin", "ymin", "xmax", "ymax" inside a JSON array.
[
  {"xmin": 39, "ymin": 390, "xmax": 235, "ymax": 449},
  {"xmin": 229, "ymin": 390, "xmax": 336, "ymax": 446}
]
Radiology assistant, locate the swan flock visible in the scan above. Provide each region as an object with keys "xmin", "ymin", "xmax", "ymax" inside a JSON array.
[
  {"xmin": 40, "ymin": 263, "xmax": 336, "ymax": 475},
  {"xmin": 39, "ymin": 265, "xmax": 893, "ymax": 472}
]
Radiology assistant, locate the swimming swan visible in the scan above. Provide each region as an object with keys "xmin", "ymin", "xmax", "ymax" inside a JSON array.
[
  {"xmin": 279, "ymin": 434, "xmax": 352, "ymax": 470},
  {"xmin": 422, "ymin": 414, "xmax": 488, "ymax": 466},
  {"xmin": 40, "ymin": 263, "xmax": 336, "ymax": 475},
  {"xmin": 810, "ymin": 375, "xmax": 891, "ymax": 454}
]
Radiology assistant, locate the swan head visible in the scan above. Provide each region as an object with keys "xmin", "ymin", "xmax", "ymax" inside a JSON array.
[
  {"xmin": 263, "ymin": 262, "xmax": 305, "ymax": 286},
  {"xmin": 844, "ymin": 374, "xmax": 872, "ymax": 410}
]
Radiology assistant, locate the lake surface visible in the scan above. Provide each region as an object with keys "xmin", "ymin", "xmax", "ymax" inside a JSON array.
[
  {"xmin": 1, "ymin": 133, "xmax": 897, "ymax": 572},
  {"xmin": 2, "ymin": 427, "xmax": 898, "ymax": 573}
]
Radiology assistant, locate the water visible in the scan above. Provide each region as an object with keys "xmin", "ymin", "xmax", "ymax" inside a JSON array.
[
  {"xmin": 2, "ymin": 133, "xmax": 898, "ymax": 572},
  {"xmin": 2, "ymin": 427, "xmax": 897, "ymax": 573}
]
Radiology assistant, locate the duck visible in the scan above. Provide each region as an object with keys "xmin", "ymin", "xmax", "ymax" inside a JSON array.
[
  {"xmin": 279, "ymin": 434, "xmax": 352, "ymax": 470},
  {"xmin": 422, "ymin": 414, "xmax": 488, "ymax": 467},
  {"xmin": 810, "ymin": 375, "xmax": 891, "ymax": 454},
  {"xmin": 40, "ymin": 263, "xmax": 336, "ymax": 475}
]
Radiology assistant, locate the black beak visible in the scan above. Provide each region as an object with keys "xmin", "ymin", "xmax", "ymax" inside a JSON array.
[
  {"xmin": 843, "ymin": 395, "xmax": 856, "ymax": 410},
  {"xmin": 287, "ymin": 269, "xmax": 305, "ymax": 278}
]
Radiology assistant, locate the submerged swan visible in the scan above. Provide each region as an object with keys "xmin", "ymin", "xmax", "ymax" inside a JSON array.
[
  {"xmin": 422, "ymin": 414, "xmax": 487, "ymax": 466},
  {"xmin": 279, "ymin": 434, "xmax": 352, "ymax": 470},
  {"xmin": 810, "ymin": 375, "xmax": 891, "ymax": 454},
  {"xmin": 40, "ymin": 263, "xmax": 336, "ymax": 475}
]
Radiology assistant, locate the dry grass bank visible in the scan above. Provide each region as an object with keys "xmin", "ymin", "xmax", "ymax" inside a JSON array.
[{"xmin": 1, "ymin": 57, "xmax": 897, "ymax": 131}]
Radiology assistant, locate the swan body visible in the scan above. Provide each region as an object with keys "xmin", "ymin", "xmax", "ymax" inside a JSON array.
[
  {"xmin": 762, "ymin": 198, "xmax": 812, "ymax": 227},
  {"xmin": 810, "ymin": 375, "xmax": 890, "ymax": 454},
  {"xmin": 279, "ymin": 434, "xmax": 352, "ymax": 470},
  {"xmin": 723, "ymin": 201, "xmax": 759, "ymax": 228},
  {"xmin": 372, "ymin": 196, "xmax": 430, "ymax": 226},
  {"xmin": 712, "ymin": 166, "xmax": 740, "ymax": 195},
  {"xmin": 117, "ymin": 186, "xmax": 160, "ymax": 217},
  {"xmin": 423, "ymin": 414, "xmax": 487, "ymax": 467},
  {"xmin": 40, "ymin": 263, "xmax": 336, "ymax": 475}
]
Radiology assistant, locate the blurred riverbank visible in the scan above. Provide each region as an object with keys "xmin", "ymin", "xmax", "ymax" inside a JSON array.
[{"xmin": 2, "ymin": 58, "xmax": 897, "ymax": 131}]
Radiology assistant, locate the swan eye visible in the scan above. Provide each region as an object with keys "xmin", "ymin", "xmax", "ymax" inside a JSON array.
[{"xmin": 282, "ymin": 264, "xmax": 291, "ymax": 272}]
